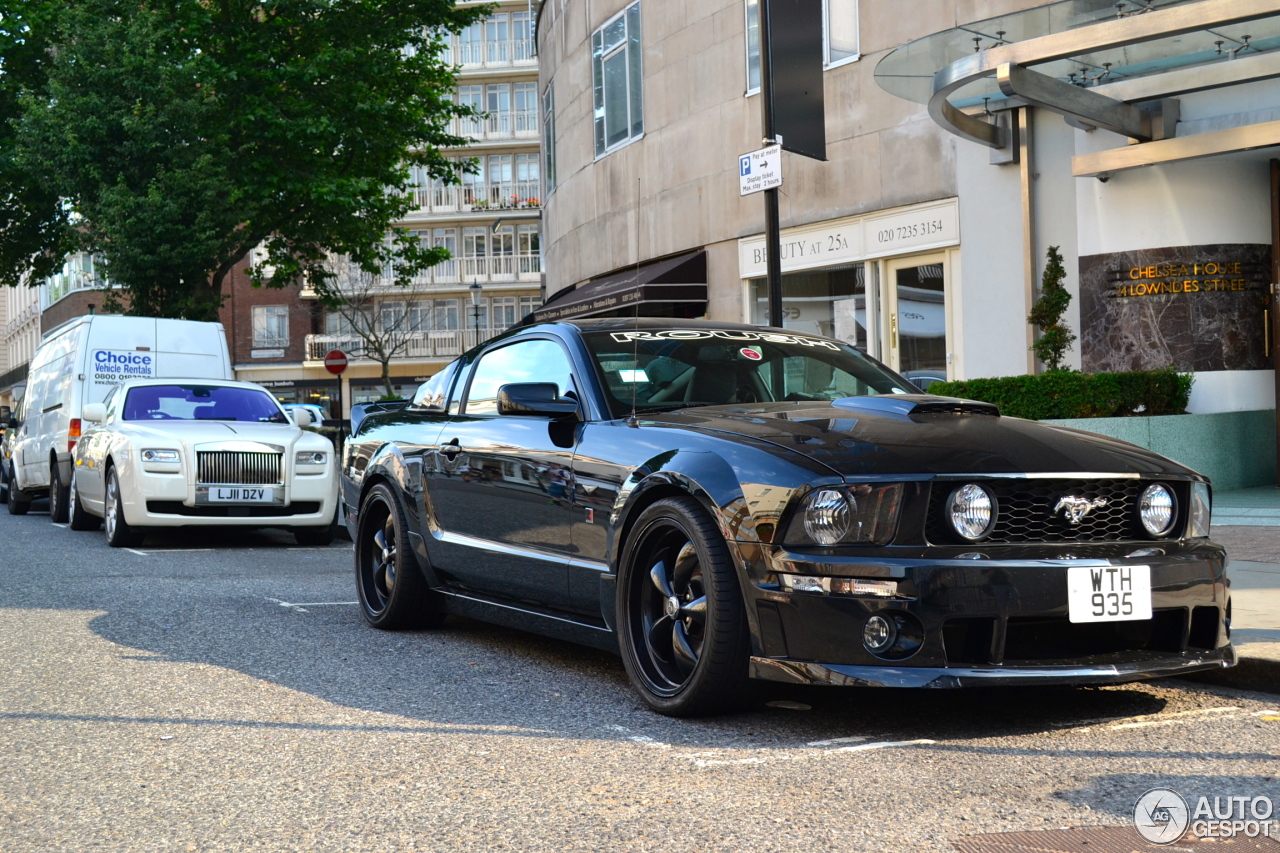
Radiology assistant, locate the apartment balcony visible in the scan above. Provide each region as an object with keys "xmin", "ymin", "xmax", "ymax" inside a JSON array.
[
  {"xmin": 305, "ymin": 330, "xmax": 489, "ymax": 363},
  {"xmin": 450, "ymin": 39, "xmax": 536, "ymax": 71},
  {"xmin": 301, "ymin": 254, "xmax": 540, "ymax": 298},
  {"xmin": 401, "ymin": 181, "xmax": 541, "ymax": 216},
  {"xmin": 452, "ymin": 111, "xmax": 539, "ymax": 143}
]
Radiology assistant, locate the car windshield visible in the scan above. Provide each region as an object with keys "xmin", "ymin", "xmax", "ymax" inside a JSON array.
[
  {"xmin": 583, "ymin": 329, "xmax": 918, "ymax": 417},
  {"xmin": 123, "ymin": 384, "xmax": 289, "ymax": 423}
]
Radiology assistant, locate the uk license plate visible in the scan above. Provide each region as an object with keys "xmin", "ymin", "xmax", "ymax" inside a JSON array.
[
  {"xmin": 1067, "ymin": 565, "xmax": 1152, "ymax": 623},
  {"xmin": 210, "ymin": 487, "xmax": 273, "ymax": 503}
]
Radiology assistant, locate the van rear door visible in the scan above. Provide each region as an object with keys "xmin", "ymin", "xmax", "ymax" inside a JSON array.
[{"xmin": 154, "ymin": 319, "xmax": 232, "ymax": 380}]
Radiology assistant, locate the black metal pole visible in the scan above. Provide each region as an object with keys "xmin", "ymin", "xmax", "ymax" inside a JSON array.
[{"xmin": 759, "ymin": 0, "xmax": 783, "ymax": 329}]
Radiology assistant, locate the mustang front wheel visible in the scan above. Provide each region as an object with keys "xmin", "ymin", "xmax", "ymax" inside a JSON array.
[
  {"xmin": 618, "ymin": 497, "xmax": 750, "ymax": 716},
  {"xmin": 355, "ymin": 483, "xmax": 445, "ymax": 630}
]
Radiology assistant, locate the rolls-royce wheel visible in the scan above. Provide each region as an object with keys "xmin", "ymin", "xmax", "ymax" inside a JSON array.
[
  {"xmin": 104, "ymin": 468, "xmax": 144, "ymax": 548},
  {"xmin": 355, "ymin": 483, "xmax": 445, "ymax": 630},
  {"xmin": 49, "ymin": 461, "xmax": 70, "ymax": 524},
  {"xmin": 617, "ymin": 497, "xmax": 751, "ymax": 717},
  {"xmin": 68, "ymin": 473, "xmax": 101, "ymax": 531},
  {"xmin": 6, "ymin": 463, "xmax": 30, "ymax": 516}
]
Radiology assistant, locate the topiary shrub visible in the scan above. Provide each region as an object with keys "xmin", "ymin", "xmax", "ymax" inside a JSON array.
[
  {"xmin": 928, "ymin": 368, "xmax": 1193, "ymax": 420},
  {"xmin": 1028, "ymin": 245, "xmax": 1077, "ymax": 372}
]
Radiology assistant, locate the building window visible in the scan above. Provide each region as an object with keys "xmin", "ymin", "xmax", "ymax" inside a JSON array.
[
  {"xmin": 592, "ymin": 3, "xmax": 643, "ymax": 157},
  {"xmin": 485, "ymin": 83, "xmax": 511, "ymax": 135},
  {"xmin": 745, "ymin": 0, "xmax": 859, "ymax": 93},
  {"xmin": 433, "ymin": 299, "xmax": 460, "ymax": 331},
  {"xmin": 513, "ymin": 82, "xmax": 538, "ymax": 134},
  {"xmin": 462, "ymin": 227, "xmax": 488, "ymax": 279},
  {"xmin": 542, "ymin": 86, "xmax": 556, "ymax": 194},
  {"xmin": 252, "ymin": 306, "xmax": 289, "ymax": 348},
  {"xmin": 458, "ymin": 85, "xmax": 484, "ymax": 138},
  {"xmin": 517, "ymin": 225, "xmax": 541, "ymax": 275},
  {"xmin": 491, "ymin": 296, "xmax": 519, "ymax": 332}
]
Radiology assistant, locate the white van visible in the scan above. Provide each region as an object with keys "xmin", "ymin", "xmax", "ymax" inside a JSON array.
[{"xmin": 5, "ymin": 315, "xmax": 232, "ymax": 519}]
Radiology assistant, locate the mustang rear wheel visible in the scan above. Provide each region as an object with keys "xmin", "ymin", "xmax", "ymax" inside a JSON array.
[
  {"xmin": 618, "ymin": 497, "xmax": 750, "ymax": 716},
  {"xmin": 68, "ymin": 472, "xmax": 100, "ymax": 531},
  {"xmin": 355, "ymin": 483, "xmax": 445, "ymax": 630}
]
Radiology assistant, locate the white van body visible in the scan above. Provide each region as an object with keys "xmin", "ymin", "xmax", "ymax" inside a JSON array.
[{"xmin": 9, "ymin": 315, "xmax": 232, "ymax": 501}]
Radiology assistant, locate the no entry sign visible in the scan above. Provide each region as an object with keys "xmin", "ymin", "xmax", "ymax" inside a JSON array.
[{"xmin": 324, "ymin": 349, "xmax": 349, "ymax": 375}]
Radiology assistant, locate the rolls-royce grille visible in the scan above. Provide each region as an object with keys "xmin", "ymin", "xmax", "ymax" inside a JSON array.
[
  {"xmin": 927, "ymin": 479, "xmax": 1163, "ymax": 544},
  {"xmin": 197, "ymin": 451, "xmax": 282, "ymax": 486}
]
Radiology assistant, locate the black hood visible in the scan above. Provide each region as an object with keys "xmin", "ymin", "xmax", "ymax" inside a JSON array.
[{"xmin": 642, "ymin": 395, "xmax": 1198, "ymax": 480}]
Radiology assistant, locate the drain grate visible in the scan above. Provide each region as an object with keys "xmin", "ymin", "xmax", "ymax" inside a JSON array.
[{"xmin": 953, "ymin": 826, "xmax": 1280, "ymax": 852}]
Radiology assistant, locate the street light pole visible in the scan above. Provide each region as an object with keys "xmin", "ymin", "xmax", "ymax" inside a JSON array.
[{"xmin": 470, "ymin": 279, "xmax": 483, "ymax": 347}]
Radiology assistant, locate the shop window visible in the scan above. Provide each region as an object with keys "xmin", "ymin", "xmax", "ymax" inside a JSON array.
[
  {"xmin": 542, "ymin": 86, "xmax": 556, "ymax": 193},
  {"xmin": 745, "ymin": 0, "xmax": 860, "ymax": 93},
  {"xmin": 592, "ymin": 3, "xmax": 644, "ymax": 157},
  {"xmin": 750, "ymin": 264, "xmax": 867, "ymax": 349},
  {"xmin": 252, "ymin": 305, "xmax": 289, "ymax": 348}
]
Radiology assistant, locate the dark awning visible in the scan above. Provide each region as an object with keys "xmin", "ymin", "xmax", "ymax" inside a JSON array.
[{"xmin": 532, "ymin": 250, "xmax": 707, "ymax": 322}]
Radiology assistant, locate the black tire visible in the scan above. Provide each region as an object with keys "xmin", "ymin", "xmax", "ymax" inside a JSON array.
[
  {"xmin": 617, "ymin": 497, "xmax": 751, "ymax": 717},
  {"xmin": 0, "ymin": 462, "xmax": 8, "ymax": 504},
  {"xmin": 49, "ymin": 461, "xmax": 70, "ymax": 524},
  {"xmin": 294, "ymin": 524, "xmax": 335, "ymax": 547},
  {"xmin": 6, "ymin": 463, "xmax": 31, "ymax": 516},
  {"xmin": 68, "ymin": 472, "xmax": 101, "ymax": 531},
  {"xmin": 355, "ymin": 483, "xmax": 445, "ymax": 630},
  {"xmin": 104, "ymin": 467, "xmax": 144, "ymax": 548}
]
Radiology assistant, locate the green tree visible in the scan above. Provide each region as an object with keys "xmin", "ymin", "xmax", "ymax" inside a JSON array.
[
  {"xmin": 2, "ymin": 0, "xmax": 485, "ymax": 320},
  {"xmin": 1027, "ymin": 245, "xmax": 1077, "ymax": 372}
]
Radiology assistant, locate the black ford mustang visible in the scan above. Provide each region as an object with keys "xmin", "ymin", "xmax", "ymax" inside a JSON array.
[{"xmin": 341, "ymin": 319, "xmax": 1233, "ymax": 716}]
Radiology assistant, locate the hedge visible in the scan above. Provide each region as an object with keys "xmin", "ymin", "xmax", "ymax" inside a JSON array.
[{"xmin": 926, "ymin": 368, "xmax": 1193, "ymax": 420}]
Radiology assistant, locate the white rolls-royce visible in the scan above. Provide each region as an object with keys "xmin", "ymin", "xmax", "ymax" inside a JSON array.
[{"xmin": 69, "ymin": 378, "xmax": 338, "ymax": 547}]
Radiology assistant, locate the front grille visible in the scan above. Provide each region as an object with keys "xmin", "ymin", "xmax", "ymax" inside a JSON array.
[
  {"xmin": 927, "ymin": 478, "xmax": 1174, "ymax": 544},
  {"xmin": 943, "ymin": 609, "xmax": 1190, "ymax": 664},
  {"xmin": 196, "ymin": 451, "xmax": 282, "ymax": 485}
]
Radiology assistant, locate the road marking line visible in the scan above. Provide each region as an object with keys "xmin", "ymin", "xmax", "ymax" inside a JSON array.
[
  {"xmin": 266, "ymin": 598, "xmax": 309, "ymax": 613},
  {"xmin": 808, "ymin": 735, "xmax": 870, "ymax": 747},
  {"xmin": 284, "ymin": 602, "xmax": 357, "ymax": 607},
  {"xmin": 125, "ymin": 549, "xmax": 149, "ymax": 556},
  {"xmin": 51, "ymin": 523, "xmax": 67, "ymax": 529},
  {"xmin": 137, "ymin": 549, "xmax": 214, "ymax": 554},
  {"xmin": 835, "ymin": 738, "xmax": 937, "ymax": 752}
]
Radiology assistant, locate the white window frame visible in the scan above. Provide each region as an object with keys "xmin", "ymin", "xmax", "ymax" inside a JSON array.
[
  {"xmin": 744, "ymin": 0, "xmax": 860, "ymax": 96},
  {"xmin": 542, "ymin": 85, "xmax": 556, "ymax": 195},
  {"xmin": 591, "ymin": 2, "xmax": 644, "ymax": 159},
  {"xmin": 252, "ymin": 305, "xmax": 289, "ymax": 349}
]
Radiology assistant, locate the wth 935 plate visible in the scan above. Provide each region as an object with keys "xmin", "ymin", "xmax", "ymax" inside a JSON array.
[{"xmin": 1067, "ymin": 564, "xmax": 1152, "ymax": 623}]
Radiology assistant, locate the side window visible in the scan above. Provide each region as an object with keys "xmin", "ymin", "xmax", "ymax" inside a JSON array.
[
  {"xmin": 464, "ymin": 339, "xmax": 575, "ymax": 416},
  {"xmin": 412, "ymin": 361, "xmax": 459, "ymax": 412},
  {"xmin": 102, "ymin": 387, "xmax": 119, "ymax": 423}
]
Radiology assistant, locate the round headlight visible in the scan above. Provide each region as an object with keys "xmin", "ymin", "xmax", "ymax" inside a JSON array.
[
  {"xmin": 803, "ymin": 489, "xmax": 852, "ymax": 545},
  {"xmin": 948, "ymin": 484, "xmax": 996, "ymax": 541},
  {"xmin": 1139, "ymin": 483, "xmax": 1176, "ymax": 537}
]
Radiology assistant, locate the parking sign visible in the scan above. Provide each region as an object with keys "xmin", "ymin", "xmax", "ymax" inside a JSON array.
[{"xmin": 738, "ymin": 144, "xmax": 782, "ymax": 196}]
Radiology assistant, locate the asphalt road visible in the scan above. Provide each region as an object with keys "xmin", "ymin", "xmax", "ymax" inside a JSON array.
[{"xmin": 2, "ymin": 502, "xmax": 1278, "ymax": 852}]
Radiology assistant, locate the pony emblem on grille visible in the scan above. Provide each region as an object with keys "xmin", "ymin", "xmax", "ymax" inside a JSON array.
[{"xmin": 1054, "ymin": 495, "xmax": 1108, "ymax": 524}]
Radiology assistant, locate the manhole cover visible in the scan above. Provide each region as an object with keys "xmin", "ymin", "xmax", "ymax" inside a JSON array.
[{"xmin": 953, "ymin": 826, "xmax": 1280, "ymax": 852}]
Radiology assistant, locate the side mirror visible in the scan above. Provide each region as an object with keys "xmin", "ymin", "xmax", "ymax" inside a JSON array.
[
  {"xmin": 81, "ymin": 403, "xmax": 107, "ymax": 423},
  {"xmin": 497, "ymin": 383, "xmax": 579, "ymax": 418},
  {"xmin": 292, "ymin": 408, "xmax": 313, "ymax": 428}
]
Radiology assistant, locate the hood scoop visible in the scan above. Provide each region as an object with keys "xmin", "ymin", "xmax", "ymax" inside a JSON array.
[{"xmin": 831, "ymin": 394, "xmax": 1000, "ymax": 419}]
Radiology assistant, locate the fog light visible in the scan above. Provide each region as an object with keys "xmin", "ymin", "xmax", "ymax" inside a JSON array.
[
  {"xmin": 863, "ymin": 615, "xmax": 895, "ymax": 653},
  {"xmin": 1139, "ymin": 483, "xmax": 1176, "ymax": 537}
]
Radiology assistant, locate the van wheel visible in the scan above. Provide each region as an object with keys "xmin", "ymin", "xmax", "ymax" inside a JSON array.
[
  {"xmin": 104, "ymin": 468, "xmax": 144, "ymax": 547},
  {"xmin": 49, "ymin": 462, "xmax": 70, "ymax": 524},
  {"xmin": 6, "ymin": 464, "xmax": 30, "ymax": 516},
  {"xmin": 68, "ymin": 473, "xmax": 101, "ymax": 531}
]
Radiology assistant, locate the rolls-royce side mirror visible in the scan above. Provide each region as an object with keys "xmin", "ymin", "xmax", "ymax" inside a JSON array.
[
  {"xmin": 496, "ymin": 383, "xmax": 579, "ymax": 418},
  {"xmin": 293, "ymin": 408, "xmax": 313, "ymax": 428},
  {"xmin": 81, "ymin": 403, "xmax": 107, "ymax": 423}
]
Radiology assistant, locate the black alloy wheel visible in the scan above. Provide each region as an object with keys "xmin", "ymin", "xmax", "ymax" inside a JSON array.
[
  {"xmin": 355, "ymin": 483, "xmax": 445, "ymax": 630},
  {"xmin": 49, "ymin": 461, "xmax": 70, "ymax": 524},
  {"xmin": 6, "ymin": 463, "xmax": 30, "ymax": 516},
  {"xmin": 618, "ymin": 497, "xmax": 750, "ymax": 717},
  {"xmin": 68, "ymin": 472, "xmax": 101, "ymax": 531}
]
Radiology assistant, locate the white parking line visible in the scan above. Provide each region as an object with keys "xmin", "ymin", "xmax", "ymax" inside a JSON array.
[
  {"xmin": 835, "ymin": 738, "xmax": 937, "ymax": 752},
  {"xmin": 266, "ymin": 598, "xmax": 357, "ymax": 614},
  {"xmin": 807, "ymin": 735, "xmax": 870, "ymax": 747},
  {"xmin": 137, "ymin": 549, "xmax": 214, "ymax": 554},
  {"xmin": 125, "ymin": 549, "xmax": 148, "ymax": 556},
  {"xmin": 51, "ymin": 523, "xmax": 67, "ymax": 529}
]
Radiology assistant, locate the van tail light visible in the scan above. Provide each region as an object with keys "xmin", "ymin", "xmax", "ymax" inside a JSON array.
[{"xmin": 69, "ymin": 418, "xmax": 81, "ymax": 452}]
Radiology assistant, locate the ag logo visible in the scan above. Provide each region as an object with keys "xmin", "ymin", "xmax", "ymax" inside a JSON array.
[{"xmin": 1133, "ymin": 788, "xmax": 1189, "ymax": 844}]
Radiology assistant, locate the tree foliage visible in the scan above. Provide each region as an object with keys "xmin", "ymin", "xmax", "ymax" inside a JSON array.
[
  {"xmin": 1027, "ymin": 245, "xmax": 1077, "ymax": 372},
  {"xmin": 1, "ymin": 0, "xmax": 485, "ymax": 320}
]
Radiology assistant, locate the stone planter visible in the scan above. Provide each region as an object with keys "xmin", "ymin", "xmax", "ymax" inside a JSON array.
[{"xmin": 1041, "ymin": 409, "xmax": 1277, "ymax": 492}]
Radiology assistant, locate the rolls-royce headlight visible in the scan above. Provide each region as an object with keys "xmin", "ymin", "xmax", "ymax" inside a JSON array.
[
  {"xmin": 1139, "ymin": 483, "xmax": 1176, "ymax": 537},
  {"xmin": 786, "ymin": 484, "xmax": 903, "ymax": 546},
  {"xmin": 141, "ymin": 449, "xmax": 179, "ymax": 462},
  {"xmin": 947, "ymin": 484, "xmax": 996, "ymax": 541},
  {"xmin": 1188, "ymin": 482, "xmax": 1211, "ymax": 538},
  {"xmin": 295, "ymin": 451, "xmax": 327, "ymax": 466}
]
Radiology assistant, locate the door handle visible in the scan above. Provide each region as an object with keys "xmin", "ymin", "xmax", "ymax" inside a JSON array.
[{"xmin": 441, "ymin": 438, "xmax": 461, "ymax": 458}]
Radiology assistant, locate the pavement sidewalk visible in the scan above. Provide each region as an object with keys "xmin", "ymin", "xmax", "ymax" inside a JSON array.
[{"xmin": 1189, "ymin": 486, "xmax": 1280, "ymax": 693}]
